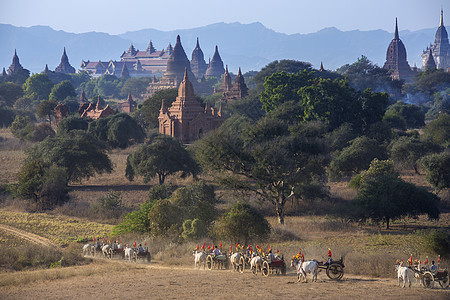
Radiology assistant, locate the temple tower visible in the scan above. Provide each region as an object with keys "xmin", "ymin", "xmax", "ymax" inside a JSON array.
[
  {"xmin": 424, "ymin": 49, "xmax": 437, "ymax": 70},
  {"xmin": 383, "ymin": 18, "xmax": 414, "ymax": 81},
  {"xmin": 219, "ymin": 65, "xmax": 232, "ymax": 92},
  {"xmin": 7, "ymin": 50, "xmax": 24, "ymax": 75},
  {"xmin": 161, "ymin": 35, "xmax": 196, "ymax": 86},
  {"xmin": 55, "ymin": 48, "xmax": 76, "ymax": 74},
  {"xmin": 422, "ymin": 10, "xmax": 450, "ymax": 70},
  {"xmin": 190, "ymin": 38, "xmax": 208, "ymax": 78},
  {"xmin": 205, "ymin": 45, "xmax": 225, "ymax": 78}
]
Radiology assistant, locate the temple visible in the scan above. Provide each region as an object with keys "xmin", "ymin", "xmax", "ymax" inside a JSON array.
[
  {"xmin": 382, "ymin": 18, "xmax": 415, "ymax": 81},
  {"xmin": 205, "ymin": 46, "xmax": 225, "ymax": 78},
  {"xmin": 79, "ymin": 96, "xmax": 115, "ymax": 120},
  {"xmin": 421, "ymin": 10, "xmax": 450, "ymax": 71},
  {"xmin": 54, "ymin": 48, "xmax": 76, "ymax": 74},
  {"xmin": 190, "ymin": 38, "xmax": 208, "ymax": 78},
  {"xmin": 158, "ymin": 68, "xmax": 223, "ymax": 144},
  {"xmin": 7, "ymin": 50, "xmax": 24, "ymax": 75},
  {"xmin": 219, "ymin": 67, "xmax": 248, "ymax": 101},
  {"xmin": 423, "ymin": 49, "xmax": 437, "ymax": 70},
  {"xmin": 121, "ymin": 90, "xmax": 137, "ymax": 113}
]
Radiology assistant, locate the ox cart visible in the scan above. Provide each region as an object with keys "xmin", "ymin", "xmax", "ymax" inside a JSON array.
[
  {"xmin": 317, "ymin": 257, "xmax": 345, "ymax": 280},
  {"xmin": 108, "ymin": 247, "xmax": 125, "ymax": 259},
  {"xmin": 206, "ymin": 253, "xmax": 229, "ymax": 270},
  {"xmin": 261, "ymin": 256, "xmax": 287, "ymax": 277},
  {"xmin": 411, "ymin": 266, "xmax": 449, "ymax": 289},
  {"xmin": 133, "ymin": 247, "xmax": 151, "ymax": 263}
]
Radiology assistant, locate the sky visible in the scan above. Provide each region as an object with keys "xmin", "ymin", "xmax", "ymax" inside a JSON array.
[{"xmin": 0, "ymin": 0, "xmax": 448, "ymax": 35}]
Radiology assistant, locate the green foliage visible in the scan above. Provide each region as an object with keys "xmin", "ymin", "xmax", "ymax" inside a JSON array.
[
  {"xmin": 56, "ymin": 116, "xmax": 89, "ymax": 135},
  {"xmin": 126, "ymin": 134, "xmax": 199, "ymax": 185},
  {"xmin": 325, "ymin": 123, "xmax": 357, "ymax": 151},
  {"xmin": 420, "ymin": 152, "xmax": 450, "ymax": 192},
  {"xmin": 10, "ymin": 115, "xmax": 33, "ymax": 140},
  {"xmin": 423, "ymin": 113, "xmax": 450, "ymax": 147},
  {"xmin": 329, "ymin": 136, "xmax": 387, "ymax": 179},
  {"xmin": 26, "ymin": 130, "xmax": 113, "ymax": 183},
  {"xmin": 136, "ymin": 88, "xmax": 177, "ymax": 129},
  {"xmin": 418, "ymin": 230, "xmax": 450, "ymax": 255},
  {"xmin": 389, "ymin": 136, "xmax": 442, "ymax": 173},
  {"xmin": 425, "ymin": 91, "xmax": 450, "ymax": 120},
  {"xmin": 253, "ymin": 60, "xmax": 313, "ymax": 86},
  {"xmin": 36, "ymin": 99, "xmax": 57, "ymax": 125},
  {"xmin": 30, "ymin": 123, "xmax": 55, "ymax": 142},
  {"xmin": 181, "ymin": 219, "xmax": 204, "ymax": 240},
  {"xmin": 23, "ymin": 73, "xmax": 54, "ymax": 100},
  {"xmin": 0, "ymin": 107, "xmax": 15, "ymax": 127},
  {"xmin": 120, "ymin": 77, "xmax": 151, "ymax": 98},
  {"xmin": 384, "ymin": 101, "xmax": 425, "ymax": 129},
  {"xmin": 0, "ymin": 82, "xmax": 23, "ymax": 107},
  {"xmin": 383, "ymin": 112, "xmax": 407, "ymax": 130},
  {"xmin": 16, "ymin": 160, "xmax": 68, "ymax": 210},
  {"xmin": 411, "ymin": 69, "xmax": 450, "ymax": 95},
  {"xmin": 147, "ymin": 199, "xmax": 182, "ymax": 237},
  {"xmin": 352, "ymin": 159, "xmax": 440, "ymax": 229},
  {"xmin": 349, "ymin": 159, "xmax": 398, "ymax": 189},
  {"xmin": 212, "ymin": 202, "xmax": 270, "ymax": 243},
  {"xmin": 49, "ymin": 80, "xmax": 76, "ymax": 101},
  {"xmin": 260, "ymin": 70, "xmax": 315, "ymax": 112},
  {"xmin": 227, "ymin": 90, "xmax": 265, "ymax": 120},
  {"xmin": 91, "ymin": 191, "xmax": 124, "ymax": 219},
  {"xmin": 5, "ymin": 68, "xmax": 30, "ymax": 85}
]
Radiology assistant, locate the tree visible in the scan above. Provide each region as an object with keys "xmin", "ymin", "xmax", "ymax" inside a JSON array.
[
  {"xmin": 423, "ymin": 113, "xmax": 450, "ymax": 147},
  {"xmin": 10, "ymin": 115, "xmax": 33, "ymax": 140},
  {"xmin": 384, "ymin": 101, "xmax": 425, "ymax": 128},
  {"xmin": 137, "ymin": 88, "xmax": 177, "ymax": 129},
  {"xmin": 193, "ymin": 115, "xmax": 329, "ymax": 224},
  {"xmin": 329, "ymin": 136, "xmax": 387, "ymax": 179},
  {"xmin": 0, "ymin": 107, "xmax": 15, "ymax": 127},
  {"xmin": 26, "ymin": 130, "xmax": 113, "ymax": 183},
  {"xmin": 56, "ymin": 116, "xmax": 89, "ymax": 135},
  {"xmin": 126, "ymin": 135, "xmax": 199, "ymax": 185},
  {"xmin": 420, "ymin": 152, "xmax": 450, "ymax": 192},
  {"xmin": 5, "ymin": 68, "xmax": 30, "ymax": 85},
  {"xmin": 16, "ymin": 160, "xmax": 68, "ymax": 210},
  {"xmin": 0, "ymin": 82, "xmax": 23, "ymax": 107},
  {"xmin": 49, "ymin": 80, "xmax": 76, "ymax": 101},
  {"xmin": 147, "ymin": 199, "xmax": 182, "ymax": 236},
  {"xmin": 120, "ymin": 77, "xmax": 151, "ymax": 98},
  {"xmin": 213, "ymin": 202, "xmax": 271, "ymax": 244},
  {"xmin": 36, "ymin": 99, "xmax": 57, "ymax": 125},
  {"xmin": 253, "ymin": 60, "xmax": 313, "ymax": 87},
  {"xmin": 88, "ymin": 113, "xmax": 145, "ymax": 149},
  {"xmin": 23, "ymin": 73, "xmax": 54, "ymax": 100},
  {"xmin": 389, "ymin": 136, "xmax": 442, "ymax": 173},
  {"xmin": 352, "ymin": 159, "xmax": 440, "ymax": 229}
]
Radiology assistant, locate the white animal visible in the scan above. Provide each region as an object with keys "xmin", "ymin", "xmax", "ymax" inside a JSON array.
[
  {"xmin": 193, "ymin": 250, "xmax": 206, "ymax": 269},
  {"xmin": 230, "ymin": 252, "xmax": 241, "ymax": 271},
  {"xmin": 102, "ymin": 244, "xmax": 111, "ymax": 257},
  {"xmin": 291, "ymin": 258, "xmax": 318, "ymax": 283},
  {"xmin": 124, "ymin": 246, "xmax": 135, "ymax": 261},
  {"xmin": 395, "ymin": 263, "xmax": 411, "ymax": 288},
  {"xmin": 82, "ymin": 243, "xmax": 92, "ymax": 256},
  {"xmin": 250, "ymin": 256, "xmax": 262, "ymax": 275}
]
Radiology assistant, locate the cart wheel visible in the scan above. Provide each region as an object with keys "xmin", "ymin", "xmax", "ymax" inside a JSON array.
[
  {"xmin": 422, "ymin": 272, "xmax": 434, "ymax": 288},
  {"xmin": 326, "ymin": 263, "xmax": 344, "ymax": 280},
  {"xmin": 262, "ymin": 261, "xmax": 270, "ymax": 277},
  {"xmin": 206, "ymin": 255, "xmax": 213, "ymax": 270},
  {"xmin": 146, "ymin": 253, "xmax": 151, "ymax": 263},
  {"xmin": 239, "ymin": 257, "xmax": 245, "ymax": 273}
]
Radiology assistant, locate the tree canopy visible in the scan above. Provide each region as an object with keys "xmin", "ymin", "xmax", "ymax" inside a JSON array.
[
  {"xmin": 136, "ymin": 88, "xmax": 177, "ymax": 129},
  {"xmin": 420, "ymin": 152, "xmax": 450, "ymax": 192},
  {"xmin": 23, "ymin": 73, "xmax": 54, "ymax": 100},
  {"xmin": 49, "ymin": 80, "xmax": 76, "ymax": 101}
]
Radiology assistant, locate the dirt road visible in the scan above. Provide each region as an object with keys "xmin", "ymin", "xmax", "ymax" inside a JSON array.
[
  {"xmin": 1, "ymin": 262, "xmax": 449, "ymax": 300},
  {"xmin": 0, "ymin": 224, "xmax": 59, "ymax": 248}
]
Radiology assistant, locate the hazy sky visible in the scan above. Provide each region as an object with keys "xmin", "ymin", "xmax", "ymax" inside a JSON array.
[{"xmin": 0, "ymin": 0, "xmax": 448, "ymax": 34}]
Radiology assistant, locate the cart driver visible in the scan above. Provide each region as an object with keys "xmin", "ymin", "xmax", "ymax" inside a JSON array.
[
  {"xmin": 327, "ymin": 248, "xmax": 333, "ymax": 264},
  {"xmin": 430, "ymin": 261, "xmax": 437, "ymax": 274},
  {"xmin": 267, "ymin": 250, "xmax": 275, "ymax": 262},
  {"xmin": 138, "ymin": 244, "xmax": 145, "ymax": 253},
  {"xmin": 212, "ymin": 245, "xmax": 221, "ymax": 256}
]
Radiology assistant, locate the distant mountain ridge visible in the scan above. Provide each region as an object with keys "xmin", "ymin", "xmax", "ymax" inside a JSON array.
[{"xmin": 0, "ymin": 22, "xmax": 437, "ymax": 75}]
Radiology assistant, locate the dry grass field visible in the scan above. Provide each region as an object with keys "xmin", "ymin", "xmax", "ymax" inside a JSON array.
[{"xmin": 0, "ymin": 127, "xmax": 449, "ymax": 298}]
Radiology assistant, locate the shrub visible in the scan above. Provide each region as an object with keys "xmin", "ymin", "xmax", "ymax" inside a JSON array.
[
  {"xmin": 181, "ymin": 218, "xmax": 204, "ymax": 240},
  {"xmin": 420, "ymin": 152, "xmax": 450, "ymax": 191},
  {"xmin": 91, "ymin": 190, "xmax": 124, "ymax": 219},
  {"xmin": 419, "ymin": 230, "xmax": 449, "ymax": 256},
  {"xmin": 147, "ymin": 199, "xmax": 183, "ymax": 237}
]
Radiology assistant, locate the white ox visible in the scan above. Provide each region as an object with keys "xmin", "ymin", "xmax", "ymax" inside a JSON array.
[
  {"xmin": 395, "ymin": 263, "xmax": 411, "ymax": 288},
  {"xmin": 250, "ymin": 256, "xmax": 262, "ymax": 275},
  {"xmin": 230, "ymin": 252, "xmax": 241, "ymax": 271},
  {"xmin": 124, "ymin": 246, "xmax": 135, "ymax": 262},
  {"xmin": 291, "ymin": 258, "xmax": 318, "ymax": 283},
  {"xmin": 102, "ymin": 244, "xmax": 111, "ymax": 257},
  {"xmin": 193, "ymin": 250, "xmax": 206, "ymax": 269},
  {"xmin": 82, "ymin": 243, "xmax": 92, "ymax": 256}
]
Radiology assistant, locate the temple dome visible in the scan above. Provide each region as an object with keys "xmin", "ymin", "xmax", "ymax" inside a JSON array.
[
  {"xmin": 205, "ymin": 45, "xmax": 225, "ymax": 78},
  {"xmin": 163, "ymin": 35, "xmax": 196, "ymax": 84}
]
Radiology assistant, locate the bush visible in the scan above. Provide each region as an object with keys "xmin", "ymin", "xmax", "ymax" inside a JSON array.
[
  {"xmin": 419, "ymin": 230, "xmax": 450, "ymax": 256},
  {"xmin": 212, "ymin": 201, "xmax": 271, "ymax": 244},
  {"xmin": 91, "ymin": 190, "xmax": 124, "ymax": 219},
  {"xmin": 420, "ymin": 152, "xmax": 450, "ymax": 191},
  {"xmin": 147, "ymin": 199, "xmax": 183, "ymax": 237},
  {"xmin": 181, "ymin": 218, "xmax": 204, "ymax": 240}
]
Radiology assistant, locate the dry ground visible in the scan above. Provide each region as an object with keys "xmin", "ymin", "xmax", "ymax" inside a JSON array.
[{"xmin": 1, "ymin": 262, "xmax": 449, "ymax": 300}]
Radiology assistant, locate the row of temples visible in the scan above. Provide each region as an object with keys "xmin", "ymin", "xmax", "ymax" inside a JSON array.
[{"xmin": 383, "ymin": 10, "xmax": 450, "ymax": 81}]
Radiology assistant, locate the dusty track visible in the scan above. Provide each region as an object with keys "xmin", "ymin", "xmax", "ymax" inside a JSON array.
[
  {"xmin": 1, "ymin": 260, "xmax": 449, "ymax": 299},
  {"xmin": 0, "ymin": 224, "xmax": 59, "ymax": 248}
]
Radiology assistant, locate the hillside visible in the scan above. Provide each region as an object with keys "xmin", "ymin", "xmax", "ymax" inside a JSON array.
[{"xmin": 0, "ymin": 22, "xmax": 437, "ymax": 74}]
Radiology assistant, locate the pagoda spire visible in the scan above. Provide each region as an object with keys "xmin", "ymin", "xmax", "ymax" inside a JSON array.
[
  {"xmin": 319, "ymin": 62, "xmax": 324, "ymax": 72},
  {"xmin": 394, "ymin": 17, "xmax": 399, "ymax": 40},
  {"xmin": 44, "ymin": 64, "xmax": 50, "ymax": 73},
  {"xmin": 160, "ymin": 99, "xmax": 166, "ymax": 113},
  {"xmin": 127, "ymin": 89, "xmax": 133, "ymax": 102},
  {"xmin": 440, "ymin": 9, "xmax": 444, "ymax": 27},
  {"xmin": 1, "ymin": 67, "xmax": 6, "ymax": 77}
]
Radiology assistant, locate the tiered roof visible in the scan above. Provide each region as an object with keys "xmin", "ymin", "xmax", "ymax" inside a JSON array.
[
  {"xmin": 190, "ymin": 38, "xmax": 208, "ymax": 78},
  {"xmin": 55, "ymin": 48, "xmax": 76, "ymax": 74},
  {"xmin": 7, "ymin": 50, "xmax": 24, "ymax": 75}
]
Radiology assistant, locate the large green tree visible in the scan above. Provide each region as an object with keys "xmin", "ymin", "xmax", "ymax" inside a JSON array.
[
  {"xmin": 352, "ymin": 159, "xmax": 440, "ymax": 229},
  {"xmin": 384, "ymin": 101, "xmax": 425, "ymax": 129},
  {"xmin": 126, "ymin": 135, "xmax": 199, "ymax": 185},
  {"xmin": 420, "ymin": 152, "xmax": 450, "ymax": 192},
  {"xmin": 36, "ymin": 99, "xmax": 57, "ymax": 126},
  {"xmin": 26, "ymin": 130, "xmax": 113, "ymax": 183},
  {"xmin": 423, "ymin": 113, "xmax": 450, "ymax": 147},
  {"xmin": 0, "ymin": 82, "xmax": 23, "ymax": 107},
  {"xmin": 136, "ymin": 88, "xmax": 177, "ymax": 129},
  {"xmin": 49, "ymin": 80, "xmax": 76, "ymax": 101},
  {"xmin": 23, "ymin": 73, "xmax": 54, "ymax": 100},
  {"xmin": 193, "ymin": 115, "xmax": 329, "ymax": 224}
]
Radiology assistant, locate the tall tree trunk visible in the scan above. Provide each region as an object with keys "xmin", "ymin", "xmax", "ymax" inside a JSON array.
[
  {"xmin": 158, "ymin": 173, "xmax": 165, "ymax": 185},
  {"xmin": 386, "ymin": 217, "xmax": 390, "ymax": 230},
  {"xmin": 276, "ymin": 201, "xmax": 285, "ymax": 225}
]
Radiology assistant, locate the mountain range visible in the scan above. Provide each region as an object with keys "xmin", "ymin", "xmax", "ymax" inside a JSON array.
[{"xmin": 0, "ymin": 22, "xmax": 439, "ymax": 75}]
